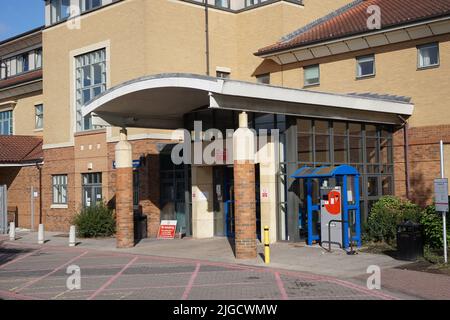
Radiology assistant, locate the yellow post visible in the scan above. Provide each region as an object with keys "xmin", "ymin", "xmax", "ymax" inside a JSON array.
[{"xmin": 264, "ymin": 225, "xmax": 270, "ymax": 264}]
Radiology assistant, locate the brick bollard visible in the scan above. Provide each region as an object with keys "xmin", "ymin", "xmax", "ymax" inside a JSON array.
[
  {"xmin": 233, "ymin": 112, "xmax": 257, "ymax": 259},
  {"xmin": 115, "ymin": 129, "xmax": 134, "ymax": 248}
]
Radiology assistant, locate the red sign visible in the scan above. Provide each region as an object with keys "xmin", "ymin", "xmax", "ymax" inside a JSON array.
[
  {"xmin": 325, "ymin": 190, "xmax": 341, "ymax": 215},
  {"xmin": 158, "ymin": 220, "xmax": 177, "ymax": 239}
]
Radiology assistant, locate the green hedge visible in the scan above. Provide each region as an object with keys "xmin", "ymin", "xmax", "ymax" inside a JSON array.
[
  {"xmin": 72, "ymin": 202, "xmax": 116, "ymax": 238},
  {"xmin": 420, "ymin": 205, "xmax": 450, "ymax": 250},
  {"xmin": 364, "ymin": 196, "xmax": 422, "ymax": 245}
]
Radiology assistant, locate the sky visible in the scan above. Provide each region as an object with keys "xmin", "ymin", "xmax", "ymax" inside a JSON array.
[{"xmin": 0, "ymin": 0, "xmax": 45, "ymax": 42}]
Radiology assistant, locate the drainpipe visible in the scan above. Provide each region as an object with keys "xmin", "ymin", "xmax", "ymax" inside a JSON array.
[
  {"xmin": 399, "ymin": 116, "xmax": 410, "ymax": 200},
  {"xmin": 35, "ymin": 161, "xmax": 43, "ymax": 224},
  {"xmin": 204, "ymin": 0, "xmax": 210, "ymax": 76}
]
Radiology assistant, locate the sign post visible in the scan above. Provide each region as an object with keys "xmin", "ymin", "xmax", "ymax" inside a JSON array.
[{"xmin": 437, "ymin": 140, "xmax": 448, "ymax": 264}]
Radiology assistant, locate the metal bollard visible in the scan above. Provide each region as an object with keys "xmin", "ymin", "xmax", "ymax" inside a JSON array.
[
  {"xmin": 9, "ymin": 222, "xmax": 15, "ymax": 241},
  {"xmin": 69, "ymin": 226, "xmax": 76, "ymax": 247},
  {"xmin": 38, "ymin": 224, "xmax": 44, "ymax": 244},
  {"xmin": 264, "ymin": 225, "xmax": 270, "ymax": 264}
]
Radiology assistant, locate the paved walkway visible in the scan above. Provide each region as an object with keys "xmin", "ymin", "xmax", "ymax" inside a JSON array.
[
  {"xmin": 1, "ymin": 231, "xmax": 449, "ymax": 300},
  {"xmin": 0, "ymin": 241, "xmax": 398, "ymax": 300}
]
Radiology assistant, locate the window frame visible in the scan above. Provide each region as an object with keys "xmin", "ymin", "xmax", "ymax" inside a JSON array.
[
  {"xmin": 0, "ymin": 110, "xmax": 13, "ymax": 135},
  {"xmin": 256, "ymin": 73, "xmax": 270, "ymax": 84},
  {"xmin": 303, "ymin": 64, "xmax": 320, "ymax": 87},
  {"xmin": 52, "ymin": 174, "xmax": 68, "ymax": 205},
  {"xmin": 356, "ymin": 55, "xmax": 376, "ymax": 79},
  {"xmin": 82, "ymin": 172, "xmax": 103, "ymax": 207},
  {"xmin": 35, "ymin": 104, "xmax": 44, "ymax": 130},
  {"xmin": 417, "ymin": 42, "xmax": 440, "ymax": 69},
  {"xmin": 75, "ymin": 48, "xmax": 107, "ymax": 132}
]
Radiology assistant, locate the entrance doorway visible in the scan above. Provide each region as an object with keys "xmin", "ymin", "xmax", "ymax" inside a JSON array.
[{"xmin": 213, "ymin": 166, "xmax": 261, "ymax": 239}]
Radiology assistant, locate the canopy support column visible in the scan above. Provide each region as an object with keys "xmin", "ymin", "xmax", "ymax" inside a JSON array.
[
  {"xmin": 233, "ymin": 112, "xmax": 257, "ymax": 259},
  {"xmin": 115, "ymin": 128, "xmax": 134, "ymax": 248}
]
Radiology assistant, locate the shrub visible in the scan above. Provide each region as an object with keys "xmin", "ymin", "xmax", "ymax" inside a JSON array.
[
  {"xmin": 420, "ymin": 205, "xmax": 450, "ymax": 250},
  {"xmin": 365, "ymin": 196, "xmax": 421, "ymax": 244},
  {"xmin": 72, "ymin": 202, "xmax": 116, "ymax": 238}
]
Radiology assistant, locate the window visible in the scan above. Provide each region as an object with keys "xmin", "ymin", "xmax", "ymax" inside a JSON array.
[
  {"xmin": 256, "ymin": 73, "xmax": 270, "ymax": 84},
  {"xmin": 0, "ymin": 48, "xmax": 42, "ymax": 80},
  {"xmin": 356, "ymin": 55, "xmax": 375, "ymax": 78},
  {"xmin": 75, "ymin": 49, "xmax": 106, "ymax": 131},
  {"xmin": 35, "ymin": 48, "xmax": 42, "ymax": 69},
  {"xmin": 0, "ymin": 110, "xmax": 13, "ymax": 135},
  {"xmin": 16, "ymin": 53, "xmax": 29, "ymax": 74},
  {"xmin": 52, "ymin": 175, "xmax": 68, "ymax": 204},
  {"xmin": 246, "ymin": 0, "xmax": 261, "ymax": 6},
  {"xmin": 418, "ymin": 43, "xmax": 439, "ymax": 69},
  {"xmin": 81, "ymin": 0, "xmax": 102, "ymax": 12},
  {"xmin": 216, "ymin": 71, "xmax": 230, "ymax": 79},
  {"xmin": 82, "ymin": 173, "xmax": 102, "ymax": 207},
  {"xmin": 50, "ymin": 0, "xmax": 70, "ymax": 24},
  {"xmin": 304, "ymin": 65, "xmax": 320, "ymax": 86},
  {"xmin": 35, "ymin": 104, "xmax": 44, "ymax": 129},
  {"xmin": 214, "ymin": 0, "xmax": 230, "ymax": 8}
]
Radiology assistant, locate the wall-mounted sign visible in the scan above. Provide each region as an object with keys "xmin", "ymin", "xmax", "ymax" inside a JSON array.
[
  {"xmin": 112, "ymin": 159, "xmax": 141, "ymax": 169},
  {"xmin": 261, "ymin": 188, "xmax": 269, "ymax": 199},
  {"xmin": 158, "ymin": 220, "xmax": 177, "ymax": 239}
]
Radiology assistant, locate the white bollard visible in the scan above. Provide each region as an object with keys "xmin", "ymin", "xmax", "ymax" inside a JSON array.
[
  {"xmin": 38, "ymin": 224, "xmax": 44, "ymax": 244},
  {"xmin": 9, "ymin": 222, "xmax": 15, "ymax": 241},
  {"xmin": 69, "ymin": 225, "xmax": 76, "ymax": 247}
]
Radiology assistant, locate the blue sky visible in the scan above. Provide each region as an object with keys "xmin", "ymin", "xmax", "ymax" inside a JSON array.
[{"xmin": 0, "ymin": 1, "xmax": 45, "ymax": 42}]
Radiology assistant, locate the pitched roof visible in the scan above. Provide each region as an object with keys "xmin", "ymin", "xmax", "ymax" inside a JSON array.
[
  {"xmin": 0, "ymin": 135, "xmax": 43, "ymax": 164},
  {"xmin": 257, "ymin": 0, "xmax": 450, "ymax": 56}
]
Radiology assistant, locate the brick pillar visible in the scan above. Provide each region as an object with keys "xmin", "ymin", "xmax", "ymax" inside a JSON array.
[
  {"xmin": 233, "ymin": 112, "xmax": 257, "ymax": 259},
  {"xmin": 115, "ymin": 129, "xmax": 134, "ymax": 248}
]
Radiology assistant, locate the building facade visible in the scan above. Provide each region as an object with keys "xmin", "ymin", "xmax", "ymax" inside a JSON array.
[{"xmin": 0, "ymin": 0, "xmax": 446, "ymax": 256}]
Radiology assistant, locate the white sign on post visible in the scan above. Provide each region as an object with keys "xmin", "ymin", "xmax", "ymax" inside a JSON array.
[{"xmin": 434, "ymin": 178, "xmax": 449, "ymax": 212}]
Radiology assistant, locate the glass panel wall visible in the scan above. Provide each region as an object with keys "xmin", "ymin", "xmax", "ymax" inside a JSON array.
[{"xmin": 278, "ymin": 117, "xmax": 395, "ymax": 241}]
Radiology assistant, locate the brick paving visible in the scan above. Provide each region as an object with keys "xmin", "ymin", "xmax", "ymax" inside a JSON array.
[{"xmin": 0, "ymin": 242, "xmax": 397, "ymax": 300}]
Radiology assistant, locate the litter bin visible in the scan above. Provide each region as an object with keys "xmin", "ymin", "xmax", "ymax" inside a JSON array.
[
  {"xmin": 397, "ymin": 221, "xmax": 423, "ymax": 261},
  {"xmin": 134, "ymin": 214, "xmax": 148, "ymax": 240}
]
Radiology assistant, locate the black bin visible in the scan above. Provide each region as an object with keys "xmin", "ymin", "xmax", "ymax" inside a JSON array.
[
  {"xmin": 397, "ymin": 221, "xmax": 423, "ymax": 261},
  {"xmin": 134, "ymin": 214, "xmax": 148, "ymax": 240}
]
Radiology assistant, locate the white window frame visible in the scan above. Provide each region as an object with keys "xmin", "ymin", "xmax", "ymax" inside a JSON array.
[
  {"xmin": 35, "ymin": 104, "xmax": 44, "ymax": 130},
  {"xmin": 356, "ymin": 55, "xmax": 376, "ymax": 78},
  {"xmin": 75, "ymin": 48, "xmax": 107, "ymax": 132},
  {"xmin": 52, "ymin": 175, "xmax": 68, "ymax": 205},
  {"xmin": 0, "ymin": 110, "xmax": 13, "ymax": 135},
  {"xmin": 303, "ymin": 64, "xmax": 320, "ymax": 87},
  {"xmin": 417, "ymin": 42, "xmax": 440, "ymax": 69},
  {"xmin": 50, "ymin": 0, "xmax": 71, "ymax": 24}
]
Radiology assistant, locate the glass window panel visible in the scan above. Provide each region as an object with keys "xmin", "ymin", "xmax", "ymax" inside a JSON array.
[
  {"xmin": 315, "ymin": 134, "xmax": 330, "ymax": 163},
  {"xmin": 357, "ymin": 55, "xmax": 375, "ymax": 77},
  {"xmin": 298, "ymin": 133, "xmax": 312, "ymax": 162},
  {"xmin": 366, "ymin": 137, "xmax": 378, "ymax": 164},
  {"xmin": 334, "ymin": 135, "xmax": 347, "ymax": 163},
  {"xmin": 297, "ymin": 119, "xmax": 312, "ymax": 133},
  {"xmin": 367, "ymin": 176, "xmax": 379, "ymax": 197},
  {"xmin": 418, "ymin": 43, "xmax": 439, "ymax": 68},
  {"xmin": 314, "ymin": 120, "xmax": 329, "ymax": 134},
  {"xmin": 382, "ymin": 176, "xmax": 392, "ymax": 195},
  {"xmin": 365, "ymin": 124, "xmax": 377, "ymax": 137},
  {"xmin": 304, "ymin": 65, "xmax": 320, "ymax": 86},
  {"xmin": 333, "ymin": 122, "xmax": 347, "ymax": 135},
  {"xmin": 93, "ymin": 63, "xmax": 102, "ymax": 84},
  {"xmin": 349, "ymin": 137, "xmax": 362, "ymax": 163},
  {"xmin": 349, "ymin": 123, "xmax": 362, "ymax": 136}
]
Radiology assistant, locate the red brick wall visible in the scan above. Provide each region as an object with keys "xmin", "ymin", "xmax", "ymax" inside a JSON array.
[
  {"xmin": 116, "ymin": 167, "xmax": 134, "ymax": 248},
  {"xmin": 393, "ymin": 124, "xmax": 450, "ymax": 207},
  {"xmin": 42, "ymin": 147, "xmax": 76, "ymax": 231},
  {"xmin": 233, "ymin": 160, "xmax": 257, "ymax": 259},
  {"xmin": 0, "ymin": 166, "xmax": 40, "ymax": 229}
]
